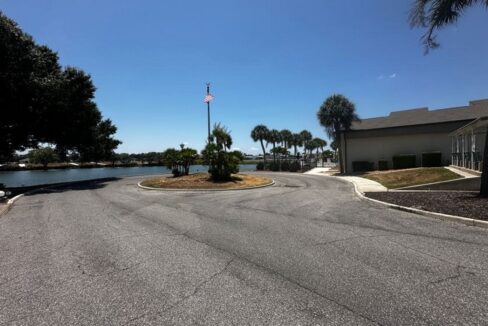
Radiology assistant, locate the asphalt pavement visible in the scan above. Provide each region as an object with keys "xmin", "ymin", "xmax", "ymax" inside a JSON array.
[{"xmin": 1, "ymin": 173, "xmax": 488, "ymax": 325}]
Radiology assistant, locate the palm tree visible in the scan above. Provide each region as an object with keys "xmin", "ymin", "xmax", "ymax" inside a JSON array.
[
  {"xmin": 312, "ymin": 138, "xmax": 327, "ymax": 157},
  {"xmin": 317, "ymin": 94, "xmax": 360, "ymax": 173},
  {"xmin": 267, "ymin": 129, "xmax": 281, "ymax": 163},
  {"xmin": 251, "ymin": 125, "xmax": 270, "ymax": 165},
  {"xmin": 290, "ymin": 133, "xmax": 303, "ymax": 157},
  {"xmin": 211, "ymin": 123, "xmax": 232, "ymax": 152},
  {"xmin": 299, "ymin": 130, "xmax": 312, "ymax": 159},
  {"xmin": 409, "ymin": 0, "xmax": 488, "ymax": 196},
  {"xmin": 280, "ymin": 129, "xmax": 292, "ymax": 149},
  {"xmin": 410, "ymin": 0, "xmax": 488, "ymax": 52}
]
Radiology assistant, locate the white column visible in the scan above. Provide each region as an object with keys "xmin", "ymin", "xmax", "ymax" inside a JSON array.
[
  {"xmin": 471, "ymin": 129, "xmax": 475, "ymax": 170},
  {"xmin": 462, "ymin": 134, "xmax": 467, "ymax": 168}
]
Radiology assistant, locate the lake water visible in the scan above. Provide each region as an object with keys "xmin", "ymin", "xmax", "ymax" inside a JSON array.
[{"xmin": 0, "ymin": 164, "xmax": 257, "ymax": 188}]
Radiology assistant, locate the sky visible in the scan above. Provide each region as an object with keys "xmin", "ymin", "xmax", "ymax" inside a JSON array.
[{"xmin": 2, "ymin": 0, "xmax": 488, "ymax": 154}]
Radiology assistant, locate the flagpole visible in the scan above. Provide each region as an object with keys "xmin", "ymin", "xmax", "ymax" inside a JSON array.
[{"xmin": 206, "ymin": 83, "xmax": 211, "ymax": 142}]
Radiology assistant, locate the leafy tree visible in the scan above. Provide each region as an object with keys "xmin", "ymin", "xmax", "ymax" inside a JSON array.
[
  {"xmin": 78, "ymin": 119, "xmax": 121, "ymax": 163},
  {"xmin": 409, "ymin": 1, "xmax": 488, "ymax": 196},
  {"xmin": 317, "ymin": 94, "xmax": 360, "ymax": 173},
  {"xmin": 0, "ymin": 12, "xmax": 121, "ymax": 161},
  {"xmin": 29, "ymin": 147, "xmax": 59, "ymax": 168},
  {"xmin": 251, "ymin": 125, "xmax": 270, "ymax": 165}
]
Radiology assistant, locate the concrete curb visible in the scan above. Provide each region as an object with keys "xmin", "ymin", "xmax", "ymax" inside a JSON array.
[
  {"xmin": 0, "ymin": 194, "xmax": 24, "ymax": 217},
  {"xmin": 331, "ymin": 176, "xmax": 488, "ymax": 229},
  {"xmin": 137, "ymin": 180, "xmax": 275, "ymax": 192}
]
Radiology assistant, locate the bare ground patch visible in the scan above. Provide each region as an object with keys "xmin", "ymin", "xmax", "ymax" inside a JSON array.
[{"xmin": 140, "ymin": 173, "xmax": 273, "ymax": 190}]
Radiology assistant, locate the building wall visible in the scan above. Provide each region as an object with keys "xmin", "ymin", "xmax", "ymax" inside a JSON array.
[{"xmin": 344, "ymin": 132, "xmax": 453, "ymax": 172}]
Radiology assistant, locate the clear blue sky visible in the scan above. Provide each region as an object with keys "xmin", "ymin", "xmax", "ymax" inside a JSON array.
[{"xmin": 2, "ymin": 0, "xmax": 488, "ymax": 154}]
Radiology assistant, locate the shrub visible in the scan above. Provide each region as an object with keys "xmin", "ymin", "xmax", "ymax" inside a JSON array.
[
  {"xmin": 392, "ymin": 154, "xmax": 416, "ymax": 169},
  {"xmin": 422, "ymin": 152, "xmax": 442, "ymax": 167},
  {"xmin": 201, "ymin": 143, "xmax": 241, "ymax": 181},
  {"xmin": 268, "ymin": 161, "xmax": 280, "ymax": 171},
  {"xmin": 256, "ymin": 162, "xmax": 265, "ymax": 170},
  {"xmin": 352, "ymin": 161, "xmax": 374, "ymax": 172},
  {"xmin": 281, "ymin": 161, "xmax": 291, "ymax": 171},
  {"xmin": 289, "ymin": 161, "xmax": 301, "ymax": 172},
  {"xmin": 378, "ymin": 160, "xmax": 388, "ymax": 171}
]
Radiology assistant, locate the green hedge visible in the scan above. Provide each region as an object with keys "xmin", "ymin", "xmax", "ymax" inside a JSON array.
[
  {"xmin": 392, "ymin": 154, "xmax": 416, "ymax": 169},
  {"xmin": 422, "ymin": 152, "xmax": 442, "ymax": 167},
  {"xmin": 352, "ymin": 161, "xmax": 374, "ymax": 172},
  {"xmin": 378, "ymin": 160, "xmax": 388, "ymax": 171}
]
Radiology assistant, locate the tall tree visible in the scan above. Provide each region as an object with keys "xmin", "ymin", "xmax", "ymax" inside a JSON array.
[
  {"xmin": 312, "ymin": 138, "xmax": 327, "ymax": 156},
  {"xmin": 267, "ymin": 129, "xmax": 281, "ymax": 163},
  {"xmin": 280, "ymin": 129, "xmax": 293, "ymax": 150},
  {"xmin": 29, "ymin": 147, "xmax": 59, "ymax": 169},
  {"xmin": 0, "ymin": 12, "xmax": 121, "ymax": 161},
  {"xmin": 409, "ymin": 1, "xmax": 488, "ymax": 196},
  {"xmin": 317, "ymin": 94, "xmax": 360, "ymax": 173},
  {"xmin": 299, "ymin": 130, "xmax": 312, "ymax": 159},
  {"xmin": 251, "ymin": 125, "xmax": 270, "ymax": 165},
  {"xmin": 290, "ymin": 133, "xmax": 303, "ymax": 157}
]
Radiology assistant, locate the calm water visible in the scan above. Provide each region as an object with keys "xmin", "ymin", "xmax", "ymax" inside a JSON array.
[{"xmin": 0, "ymin": 164, "xmax": 256, "ymax": 188}]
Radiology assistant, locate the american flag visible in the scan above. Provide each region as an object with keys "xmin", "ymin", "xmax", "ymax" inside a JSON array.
[{"xmin": 204, "ymin": 94, "xmax": 214, "ymax": 103}]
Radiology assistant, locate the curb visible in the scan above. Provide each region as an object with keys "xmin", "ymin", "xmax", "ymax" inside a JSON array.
[
  {"xmin": 137, "ymin": 180, "xmax": 275, "ymax": 192},
  {"xmin": 331, "ymin": 176, "xmax": 488, "ymax": 229},
  {"xmin": 0, "ymin": 194, "xmax": 24, "ymax": 217}
]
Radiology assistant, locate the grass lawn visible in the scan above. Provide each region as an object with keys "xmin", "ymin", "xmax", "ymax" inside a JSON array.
[{"xmin": 360, "ymin": 167, "xmax": 463, "ymax": 189}]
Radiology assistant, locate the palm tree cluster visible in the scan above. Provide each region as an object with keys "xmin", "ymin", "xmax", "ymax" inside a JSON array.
[
  {"xmin": 250, "ymin": 125, "xmax": 327, "ymax": 170},
  {"xmin": 202, "ymin": 123, "xmax": 242, "ymax": 181}
]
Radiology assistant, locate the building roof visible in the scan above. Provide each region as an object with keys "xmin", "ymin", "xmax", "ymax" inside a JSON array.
[{"xmin": 350, "ymin": 99, "xmax": 488, "ymax": 131}]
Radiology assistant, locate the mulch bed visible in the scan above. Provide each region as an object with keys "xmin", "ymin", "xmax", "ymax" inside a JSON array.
[{"xmin": 366, "ymin": 191, "xmax": 488, "ymax": 221}]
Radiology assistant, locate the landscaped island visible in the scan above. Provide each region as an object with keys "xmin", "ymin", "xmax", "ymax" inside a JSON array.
[{"xmin": 140, "ymin": 173, "xmax": 273, "ymax": 190}]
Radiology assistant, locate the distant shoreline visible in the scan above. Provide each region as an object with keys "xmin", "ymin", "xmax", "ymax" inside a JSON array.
[{"xmin": 0, "ymin": 161, "xmax": 259, "ymax": 172}]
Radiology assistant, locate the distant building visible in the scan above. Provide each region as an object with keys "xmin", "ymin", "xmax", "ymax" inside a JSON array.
[{"xmin": 339, "ymin": 99, "xmax": 488, "ymax": 173}]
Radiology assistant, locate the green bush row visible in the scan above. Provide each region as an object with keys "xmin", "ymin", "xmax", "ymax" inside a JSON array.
[
  {"xmin": 421, "ymin": 152, "xmax": 442, "ymax": 167},
  {"xmin": 352, "ymin": 161, "xmax": 374, "ymax": 172},
  {"xmin": 256, "ymin": 161, "xmax": 301, "ymax": 172},
  {"xmin": 392, "ymin": 154, "xmax": 416, "ymax": 169}
]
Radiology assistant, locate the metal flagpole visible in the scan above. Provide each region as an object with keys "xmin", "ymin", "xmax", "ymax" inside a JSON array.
[{"xmin": 206, "ymin": 83, "xmax": 211, "ymax": 142}]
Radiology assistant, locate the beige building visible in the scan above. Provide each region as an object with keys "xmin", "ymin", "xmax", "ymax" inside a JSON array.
[{"xmin": 339, "ymin": 99, "xmax": 488, "ymax": 173}]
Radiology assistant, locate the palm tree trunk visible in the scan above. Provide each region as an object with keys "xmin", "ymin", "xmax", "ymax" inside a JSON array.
[
  {"xmin": 480, "ymin": 127, "xmax": 488, "ymax": 197},
  {"xmin": 272, "ymin": 143, "xmax": 276, "ymax": 163},
  {"xmin": 259, "ymin": 139, "xmax": 266, "ymax": 165}
]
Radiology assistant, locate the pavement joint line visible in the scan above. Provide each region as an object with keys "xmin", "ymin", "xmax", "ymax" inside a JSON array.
[
  {"xmin": 137, "ymin": 180, "xmax": 275, "ymax": 192},
  {"xmin": 329, "ymin": 175, "xmax": 488, "ymax": 229}
]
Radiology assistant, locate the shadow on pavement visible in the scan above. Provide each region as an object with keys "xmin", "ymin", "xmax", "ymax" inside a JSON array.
[{"xmin": 8, "ymin": 177, "xmax": 121, "ymax": 197}]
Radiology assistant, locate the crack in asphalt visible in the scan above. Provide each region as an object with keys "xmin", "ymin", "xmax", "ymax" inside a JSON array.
[{"xmin": 123, "ymin": 259, "xmax": 235, "ymax": 325}]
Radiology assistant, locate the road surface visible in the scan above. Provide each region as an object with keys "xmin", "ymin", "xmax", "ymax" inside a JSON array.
[{"xmin": 1, "ymin": 173, "xmax": 488, "ymax": 325}]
